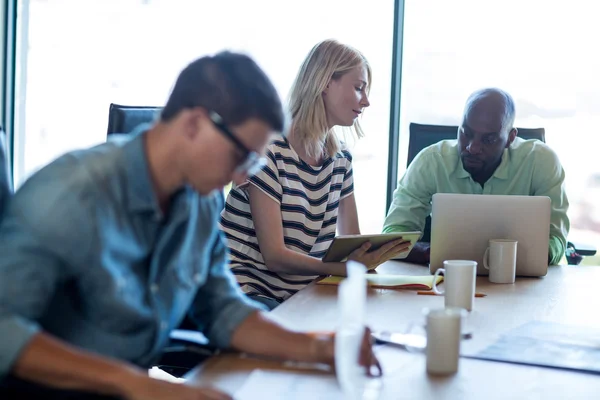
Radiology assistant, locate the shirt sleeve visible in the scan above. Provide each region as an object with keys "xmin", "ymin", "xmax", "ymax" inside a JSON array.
[
  {"xmin": 187, "ymin": 196, "xmax": 265, "ymax": 349},
  {"xmin": 246, "ymin": 149, "xmax": 282, "ymax": 204},
  {"xmin": 0, "ymin": 158, "xmax": 94, "ymax": 377},
  {"xmin": 383, "ymin": 150, "xmax": 436, "ymax": 236},
  {"xmin": 531, "ymin": 145, "xmax": 570, "ymax": 265},
  {"xmin": 340, "ymin": 151, "xmax": 354, "ymax": 200},
  {"xmin": 0, "ymin": 205, "xmax": 68, "ymax": 377}
]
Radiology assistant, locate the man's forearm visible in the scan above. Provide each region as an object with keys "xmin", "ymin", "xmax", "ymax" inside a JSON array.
[
  {"xmin": 382, "ymin": 200, "xmax": 427, "ymax": 235},
  {"xmin": 382, "ymin": 223, "xmax": 411, "ymax": 234},
  {"xmin": 230, "ymin": 311, "xmax": 333, "ymax": 364},
  {"xmin": 11, "ymin": 332, "xmax": 142, "ymax": 397},
  {"xmin": 548, "ymin": 236, "xmax": 565, "ymax": 265}
]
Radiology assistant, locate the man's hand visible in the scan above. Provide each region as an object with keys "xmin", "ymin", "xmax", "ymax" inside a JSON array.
[
  {"xmin": 120, "ymin": 370, "xmax": 232, "ymax": 400},
  {"xmin": 308, "ymin": 327, "xmax": 382, "ymax": 377},
  {"xmin": 404, "ymin": 242, "xmax": 430, "ymax": 265},
  {"xmin": 231, "ymin": 312, "xmax": 381, "ymax": 378}
]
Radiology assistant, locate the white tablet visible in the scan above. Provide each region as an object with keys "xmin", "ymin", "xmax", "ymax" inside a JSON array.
[{"xmin": 322, "ymin": 231, "xmax": 422, "ymax": 263}]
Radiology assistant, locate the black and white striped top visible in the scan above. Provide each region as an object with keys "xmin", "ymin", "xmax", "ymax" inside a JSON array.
[{"xmin": 220, "ymin": 136, "xmax": 354, "ymax": 302}]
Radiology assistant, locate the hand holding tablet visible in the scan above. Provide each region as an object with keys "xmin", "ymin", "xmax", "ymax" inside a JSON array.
[{"xmin": 322, "ymin": 232, "xmax": 422, "ymax": 269}]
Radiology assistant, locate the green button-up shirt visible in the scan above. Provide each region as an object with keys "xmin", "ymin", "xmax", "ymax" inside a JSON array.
[{"xmin": 383, "ymin": 138, "xmax": 570, "ymax": 265}]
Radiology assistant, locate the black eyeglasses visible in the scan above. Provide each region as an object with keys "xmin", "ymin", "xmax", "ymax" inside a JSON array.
[{"xmin": 209, "ymin": 111, "xmax": 267, "ymax": 176}]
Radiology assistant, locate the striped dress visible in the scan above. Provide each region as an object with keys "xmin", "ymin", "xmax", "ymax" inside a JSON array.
[{"xmin": 219, "ymin": 135, "xmax": 354, "ymax": 302}]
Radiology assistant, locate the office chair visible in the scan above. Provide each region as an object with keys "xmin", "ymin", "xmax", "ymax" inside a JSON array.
[
  {"xmin": 407, "ymin": 123, "xmax": 546, "ymax": 167},
  {"xmin": 106, "ymin": 104, "xmax": 161, "ymax": 136},
  {"xmin": 106, "ymin": 104, "xmax": 218, "ymax": 376},
  {"xmin": 154, "ymin": 320, "xmax": 218, "ymax": 377},
  {"xmin": 405, "ymin": 122, "xmax": 596, "ymax": 265},
  {"xmin": 0, "ymin": 128, "xmax": 13, "ymax": 218}
]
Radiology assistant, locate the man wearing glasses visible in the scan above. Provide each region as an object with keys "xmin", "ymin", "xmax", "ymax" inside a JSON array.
[
  {"xmin": 383, "ymin": 88, "xmax": 569, "ymax": 266},
  {"xmin": 0, "ymin": 52, "xmax": 379, "ymax": 399}
]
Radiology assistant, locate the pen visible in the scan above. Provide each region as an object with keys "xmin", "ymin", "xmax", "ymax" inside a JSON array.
[{"xmin": 417, "ymin": 290, "xmax": 487, "ymax": 298}]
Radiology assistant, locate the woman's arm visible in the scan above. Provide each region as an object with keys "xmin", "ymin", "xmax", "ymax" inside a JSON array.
[
  {"xmin": 337, "ymin": 193, "xmax": 360, "ymax": 235},
  {"xmin": 248, "ymin": 186, "xmax": 411, "ymax": 274},
  {"xmin": 247, "ymin": 185, "xmax": 347, "ymax": 276}
]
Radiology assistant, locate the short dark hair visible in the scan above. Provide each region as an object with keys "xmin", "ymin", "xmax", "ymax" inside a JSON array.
[{"xmin": 161, "ymin": 51, "xmax": 285, "ymax": 133}]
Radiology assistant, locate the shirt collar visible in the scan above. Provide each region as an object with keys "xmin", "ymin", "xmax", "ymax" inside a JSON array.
[
  {"xmin": 455, "ymin": 157, "xmax": 471, "ymax": 179},
  {"xmin": 454, "ymin": 146, "xmax": 511, "ymax": 181},
  {"xmin": 120, "ymin": 124, "xmax": 195, "ymax": 220},
  {"xmin": 119, "ymin": 123, "xmax": 162, "ymax": 215},
  {"xmin": 491, "ymin": 148, "xmax": 511, "ymax": 180}
]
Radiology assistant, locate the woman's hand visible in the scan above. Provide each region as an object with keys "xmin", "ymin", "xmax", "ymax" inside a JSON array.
[{"xmin": 347, "ymin": 239, "xmax": 412, "ymax": 271}]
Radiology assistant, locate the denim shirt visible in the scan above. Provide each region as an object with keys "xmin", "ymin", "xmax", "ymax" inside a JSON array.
[{"xmin": 0, "ymin": 126, "xmax": 262, "ymax": 376}]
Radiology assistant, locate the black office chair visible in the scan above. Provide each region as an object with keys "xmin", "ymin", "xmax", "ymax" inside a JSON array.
[
  {"xmin": 107, "ymin": 104, "xmax": 161, "ymax": 136},
  {"xmin": 0, "ymin": 128, "xmax": 13, "ymax": 218},
  {"xmin": 407, "ymin": 123, "xmax": 546, "ymax": 167},
  {"xmin": 406, "ymin": 122, "xmax": 596, "ymax": 265},
  {"xmin": 106, "ymin": 104, "xmax": 219, "ymax": 376},
  {"xmin": 155, "ymin": 322, "xmax": 218, "ymax": 377}
]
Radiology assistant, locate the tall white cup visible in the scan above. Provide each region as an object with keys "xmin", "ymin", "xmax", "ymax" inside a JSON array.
[
  {"xmin": 432, "ymin": 260, "xmax": 477, "ymax": 311},
  {"xmin": 483, "ymin": 239, "xmax": 517, "ymax": 284},
  {"xmin": 335, "ymin": 261, "xmax": 368, "ymax": 399},
  {"xmin": 426, "ymin": 307, "xmax": 464, "ymax": 375}
]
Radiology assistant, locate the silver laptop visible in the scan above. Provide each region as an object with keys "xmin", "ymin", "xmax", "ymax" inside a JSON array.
[{"xmin": 429, "ymin": 193, "xmax": 551, "ymax": 277}]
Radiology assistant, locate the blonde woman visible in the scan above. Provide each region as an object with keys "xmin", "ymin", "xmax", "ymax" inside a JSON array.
[{"xmin": 220, "ymin": 40, "xmax": 410, "ymax": 309}]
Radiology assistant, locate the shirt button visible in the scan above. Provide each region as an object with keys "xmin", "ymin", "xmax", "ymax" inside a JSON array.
[
  {"xmin": 160, "ymin": 321, "xmax": 168, "ymax": 330},
  {"xmin": 150, "ymin": 284, "xmax": 159, "ymax": 294},
  {"xmin": 193, "ymin": 273, "xmax": 202, "ymax": 284}
]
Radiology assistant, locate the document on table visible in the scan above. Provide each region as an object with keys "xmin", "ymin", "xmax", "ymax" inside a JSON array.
[
  {"xmin": 467, "ymin": 321, "xmax": 600, "ymax": 374},
  {"xmin": 234, "ymin": 370, "xmax": 344, "ymax": 400}
]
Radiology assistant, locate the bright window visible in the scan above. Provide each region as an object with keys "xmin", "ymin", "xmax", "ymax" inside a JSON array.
[
  {"xmin": 398, "ymin": 0, "xmax": 600, "ymax": 263},
  {"xmin": 14, "ymin": 0, "xmax": 394, "ymax": 234}
]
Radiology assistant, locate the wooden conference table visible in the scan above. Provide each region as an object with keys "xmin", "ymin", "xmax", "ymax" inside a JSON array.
[{"xmin": 187, "ymin": 261, "xmax": 600, "ymax": 399}]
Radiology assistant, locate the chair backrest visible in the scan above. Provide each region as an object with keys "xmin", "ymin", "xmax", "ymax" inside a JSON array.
[
  {"xmin": 406, "ymin": 123, "xmax": 546, "ymax": 167},
  {"xmin": 0, "ymin": 128, "xmax": 13, "ymax": 217},
  {"xmin": 105, "ymin": 103, "xmax": 226, "ymax": 204},
  {"xmin": 406, "ymin": 122, "xmax": 546, "ymax": 242},
  {"xmin": 107, "ymin": 103, "xmax": 162, "ymax": 136}
]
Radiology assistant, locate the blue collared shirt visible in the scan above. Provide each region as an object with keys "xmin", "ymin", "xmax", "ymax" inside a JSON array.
[{"xmin": 0, "ymin": 126, "xmax": 262, "ymax": 376}]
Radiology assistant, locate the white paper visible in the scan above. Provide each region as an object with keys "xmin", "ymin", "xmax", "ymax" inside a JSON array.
[
  {"xmin": 148, "ymin": 367, "xmax": 185, "ymax": 383},
  {"xmin": 234, "ymin": 369, "xmax": 344, "ymax": 400}
]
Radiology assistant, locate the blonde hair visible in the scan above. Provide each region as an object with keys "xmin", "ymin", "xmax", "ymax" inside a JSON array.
[{"xmin": 288, "ymin": 39, "xmax": 372, "ymax": 159}]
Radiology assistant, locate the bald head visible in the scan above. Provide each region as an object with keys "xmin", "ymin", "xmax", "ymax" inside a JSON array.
[
  {"xmin": 458, "ymin": 88, "xmax": 518, "ymax": 185},
  {"xmin": 463, "ymin": 88, "xmax": 516, "ymax": 136}
]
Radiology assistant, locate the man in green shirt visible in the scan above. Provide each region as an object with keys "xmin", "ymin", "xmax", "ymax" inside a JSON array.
[{"xmin": 383, "ymin": 88, "xmax": 569, "ymax": 265}]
